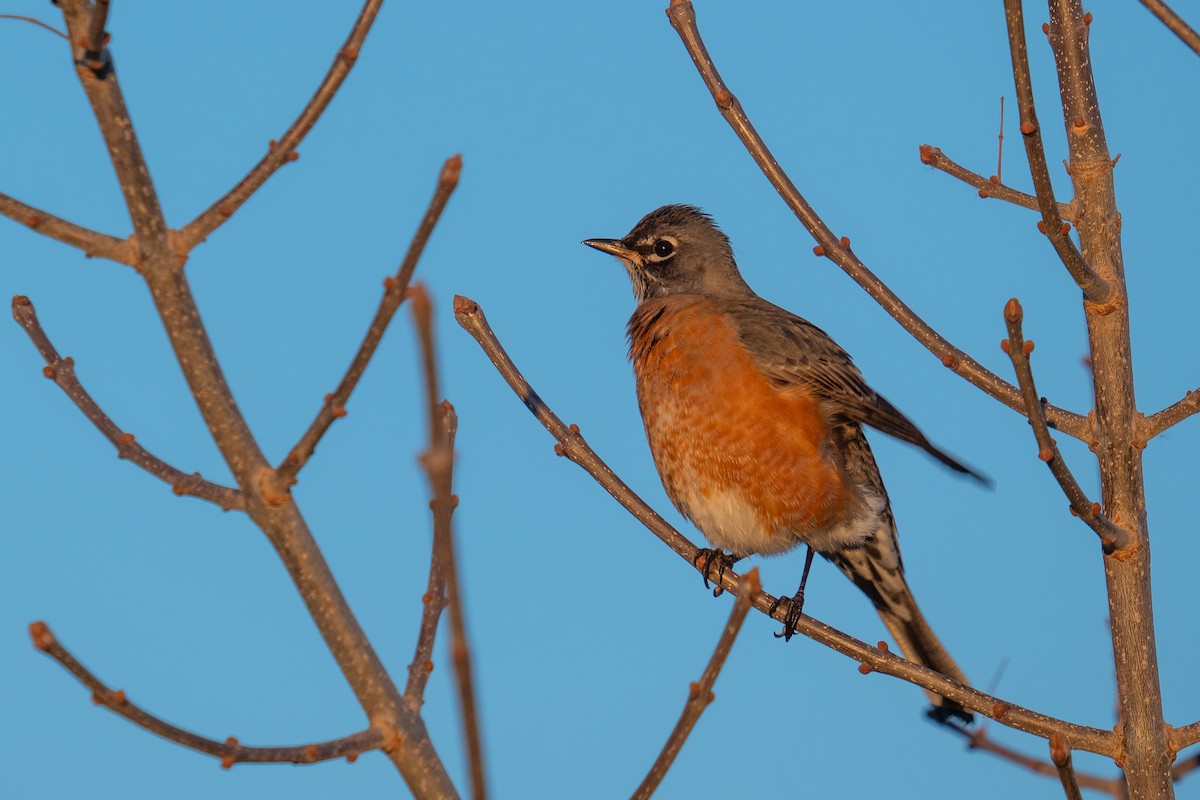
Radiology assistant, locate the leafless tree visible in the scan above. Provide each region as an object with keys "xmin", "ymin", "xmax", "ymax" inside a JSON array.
[{"xmin": 9, "ymin": 1, "xmax": 1200, "ymax": 799}]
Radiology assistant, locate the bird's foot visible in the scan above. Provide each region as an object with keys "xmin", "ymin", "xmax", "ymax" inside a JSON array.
[
  {"xmin": 770, "ymin": 588, "xmax": 806, "ymax": 641},
  {"xmin": 692, "ymin": 548, "xmax": 739, "ymax": 597}
]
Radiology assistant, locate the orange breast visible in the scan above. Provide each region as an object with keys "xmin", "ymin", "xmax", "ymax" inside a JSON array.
[{"xmin": 628, "ymin": 296, "xmax": 849, "ymax": 555}]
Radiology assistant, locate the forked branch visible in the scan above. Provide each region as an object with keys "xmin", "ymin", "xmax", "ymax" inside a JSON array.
[
  {"xmin": 454, "ymin": 295, "xmax": 1116, "ymax": 755},
  {"xmin": 1000, "ymin": 298, "xmax": 1131, "ymax": 552},
  {"xmin": 12, "ymin": 296, "xmax": 243, "ymax": 511},
  {"xmin": 29, "ymin": 622, "xmax": 389, "ymax": 767},
  {"xmin": 176, "ymin": 0, "xmax": 385, "ymax": 253},
  {"xmin": 270, "ymin": 155, "xmax": 461, "ymax": 497},
  {"xmin": 58, "ymin": 0, "xmax": 170, "ymax": 262},
  {"xmin": 1000, "ymin": 0, "xmax": 1115, "ymax": 305},
  {"xmin": 918, "ymin": 145, "xmax": 1075, "ymax": 221},
  {"xmin": 663, "ymin": 0, "xmax": 1088, "ymax": 441},
  {"xmin": 632, "ymin": 569, "xmax": 759, "ymax": 800}
]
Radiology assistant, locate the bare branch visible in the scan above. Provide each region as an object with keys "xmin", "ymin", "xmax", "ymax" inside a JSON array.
[
  {"xmin": 1000, "ymin": 298, "xmax": 1132, "ymax": 552},
  {"xmin": 1142, "ymin": 390, "xmax": 1200, "ymax": 440},
  {"xmin": 632, "ymin": 569, "xmax": 760, "ymax": 800},
  {"xmin": 270, "ymin": 155, "xmax": 461, "ymax": 497},
  {"xmin": 1138, "ymin": 0, "xmax": 1200, "ymax": 57},
  {"xmin": 918, "ymin": 145, "xmax": 1075, "ymax": 221},
  {"xmin": 0, "ymin": 192, "xmax": 134, "ymax": 264},
  {"xmin": 1000, "ymin": 0, "xmax": 1115, "ymax": 306},
  {"xmin": 411, "ymin": 287, "xmax": 486, "ymax": 800},
  {"xmin": 57, "ymin": 0, "xmax": 171, "ymax": 267},
  {"xmin": 1050, "ymin": 733, "xmax": 1085, "ymax": 800},
  {"xmin": 941, "ymin": 722, "xmax": 1123, "ymax": 796},
  {"xmin": 175, "ymin": 0, "xmax": 384, "ymax": 253},
  {"xmin": 663, "ymin": 0, "xmax": 1089, "ymax": 441},
  {"xmin": 28, "ymin": 621, "xmax": 387, "ymax": 766},
  {"xmin": 453, "ymin": 295, "xmax": 1118, "ymax": 756},
  {"xmin": 1045, "ymin": 2, "xmax": 1168, "ymax": 796},
  {"xmin": 12, "ymin": 295, "xmax": 244, "ymax": 511}
]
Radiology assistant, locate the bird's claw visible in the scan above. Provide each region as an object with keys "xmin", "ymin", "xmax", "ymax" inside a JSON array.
[
  {"xmin": 692, "ymin": 548, "xmax": 735, "ymax": 597},
  {"xmin": 770, "ymin": 589, "xmax": 806, "ymax": 641}
]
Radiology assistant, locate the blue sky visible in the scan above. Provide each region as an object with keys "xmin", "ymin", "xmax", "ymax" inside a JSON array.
[{"xmin": 4, "ymin": 1, "xmax": 1199, "ymax": 798}]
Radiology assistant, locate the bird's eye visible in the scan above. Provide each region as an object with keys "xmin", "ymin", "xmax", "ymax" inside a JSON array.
[{"xmin": 653, "ymin": 240, "xmax": 675, "ymax": 258}]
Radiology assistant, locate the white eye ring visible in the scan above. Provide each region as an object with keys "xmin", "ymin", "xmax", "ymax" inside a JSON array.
[{"xmin": 647, "ymin": 236, "xmax": 678, "ymax": 263}]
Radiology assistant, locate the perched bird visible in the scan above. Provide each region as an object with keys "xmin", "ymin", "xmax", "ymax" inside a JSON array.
[{"xmin": 584, "ymin": 204, "xmax": 981, "ymax": 722}]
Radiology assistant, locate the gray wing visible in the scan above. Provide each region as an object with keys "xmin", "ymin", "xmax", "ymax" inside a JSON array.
[{"xmin": 725, "ymin": 298, "xmax": 986, "ymax": 483}]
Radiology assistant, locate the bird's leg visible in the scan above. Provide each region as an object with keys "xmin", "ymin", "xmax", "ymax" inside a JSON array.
[
  {"xmin": 771, "ymin": 545, "xmax": 816, "ymax": 641},
  {"xmin": 692, "ymin": 549, "xmax": 744, "ymax": 597}
]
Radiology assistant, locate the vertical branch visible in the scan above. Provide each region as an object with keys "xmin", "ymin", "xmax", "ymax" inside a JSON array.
[
  {"xmin": 410, "ymin": 286, "xmax": 486, "ymax": 800},
  {"xmin": 1043, "ymin": 1, "xmax": 1168, "ymax": 798},
  {"xmin": 405, "ymin": 539, "xmax": 448, "ymax": 706}
]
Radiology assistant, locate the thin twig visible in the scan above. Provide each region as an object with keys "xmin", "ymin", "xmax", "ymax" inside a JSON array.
[
  {"xmin": 1000, "ymin": 298, "xmax": 1132, "ymax": 552},
  {"xmin": 918, "ymin": 145, "xmax": 1075, "ymax": 221},
  {"xmin": 175, "ymin": 0, "xmax": 384, "ymax": 253},
  {"xmin": 453, "ymin": 295, "xmax": 1118, "ymax": 757},
  {"xmin": 412, "ymin": 287, "xmax": 485, "ymax": 800},
  {"xmin": 28, "ymin": 621, "xmax": 390, "ymax": 766},
  {"xmin": 941, "ymin": 721, "xmax": 1123, "ymax": 796},
  {"xmin": 0, "ymin": 14, "xmax": 69, "ymax": 39},
  {"xmin": 270, "ymin": 155, "xmax": 461, "ymax": 497},
  {"xmin": 1141, "ymin": 390, "xmax": 1200, "ymax": 440},
  {"xmin": 997, "ymin": 96, "xmax": 1005, "ymax": 184},
  {"xmin": 1138, "ymin": 0, "xmax": 1200, "ymax": 57},
  {"xmin": 1001, "ymin": 0, "xmax": 1115, "ymax": 305},
  {"xmin": 12, "ymin": 296, "xmax": 244, "ymax": 511},
  {"xmin": 403, "ymin": 535, "xmax": 447, "ymax": 706},
  {"xmin": 0, "ymin": 192, "xmax": 133, "ymax": 264},
  {"xmin": 632, "ymin": 569, "xmax": 760, "ymax": 800},
  {"xmin": 663, "ymin": 0, "xmax": 1089, "ymax": 441},
  {"xmin": 1050, "ymin": 733, "xmax": 1085, "ymax": 800}
]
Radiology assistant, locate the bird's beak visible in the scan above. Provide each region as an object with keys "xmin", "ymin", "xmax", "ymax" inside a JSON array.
[{"xmin": 582, "ymin": 238, "xmax": 636, "ymax": 261}]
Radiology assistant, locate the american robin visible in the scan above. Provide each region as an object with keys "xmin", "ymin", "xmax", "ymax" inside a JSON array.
[{"xmin": 584, "ymin": 204, "xmax": 981, "ymax": 722}]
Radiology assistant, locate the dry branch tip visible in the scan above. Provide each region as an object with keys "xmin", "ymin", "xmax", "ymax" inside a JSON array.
[{"xmin": 441, "ymin": 154, "xmax": 463, "ymax": 188}]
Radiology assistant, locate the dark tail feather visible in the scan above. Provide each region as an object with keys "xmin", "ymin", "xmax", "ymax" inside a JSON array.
[
  {"xmin": 924, "ymin": 439, "xmax": 992, "ymax": 488},
  {"xmin": 827, "ymin": 542, "xmax": 974, "ymax": 724}
]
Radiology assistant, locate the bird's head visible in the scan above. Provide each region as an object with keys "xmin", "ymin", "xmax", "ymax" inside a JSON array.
[{"xmin": 583, "ymin": 204, "xmax": 751, "ymax": 303}]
